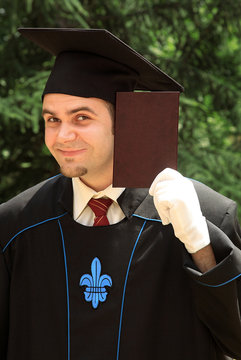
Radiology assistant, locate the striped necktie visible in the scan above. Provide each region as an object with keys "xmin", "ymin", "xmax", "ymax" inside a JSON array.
[{"xmin": 88, "ymin": 198, "xmax": 113, "ymax": 226}]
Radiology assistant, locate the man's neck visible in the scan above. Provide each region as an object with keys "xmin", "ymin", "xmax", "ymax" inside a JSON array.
[{"xmin": 79, "ymin": 176, "xmax": 112, "ymax": 192}]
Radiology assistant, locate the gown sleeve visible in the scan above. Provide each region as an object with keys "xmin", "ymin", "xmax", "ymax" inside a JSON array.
[
  {"xmin": 0, "ymin": 248, "xmax": 9, "ymax": 360},
  {"xmin": 183, "ymin": 201, "xmax": 241, "ymax": 360}
]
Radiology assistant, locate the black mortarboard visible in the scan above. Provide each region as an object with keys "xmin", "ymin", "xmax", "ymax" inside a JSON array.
[
  {"xmin": 18, "ymin": 28, "xmax": 183, "ymax": 187},
  {"xmin": 18, "ymin": 28, "xmax": 183, "ymax": 104}
]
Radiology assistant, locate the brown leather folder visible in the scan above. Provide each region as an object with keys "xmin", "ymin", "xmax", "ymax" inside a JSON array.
[{"xmin": 113, "ymin": 92, "xmax": 180, "ymax": 188}]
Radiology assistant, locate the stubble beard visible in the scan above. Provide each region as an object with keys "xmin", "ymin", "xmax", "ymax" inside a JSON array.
[
  {"xmin": 59, "ymin": 158, "xmax": 88, "ymax": 178},
  {"xmin": 60, "ymin": 165, "xmax": 88, "ymax": 178}
]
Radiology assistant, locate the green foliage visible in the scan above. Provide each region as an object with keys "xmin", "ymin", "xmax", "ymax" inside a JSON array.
[{"xmin": 0, "ymin": 0, "xmax": 241, "ymax": 222}]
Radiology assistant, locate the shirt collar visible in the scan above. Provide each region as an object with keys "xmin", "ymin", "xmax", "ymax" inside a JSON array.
[{"xmin": 72, "ymin": 177, "xmax": 125, "ymax": 220}]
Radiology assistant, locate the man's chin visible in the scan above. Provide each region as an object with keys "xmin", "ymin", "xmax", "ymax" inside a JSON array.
[{"xmin": 60, "ymin": 166, "xmax": 88, "ymax": 178}]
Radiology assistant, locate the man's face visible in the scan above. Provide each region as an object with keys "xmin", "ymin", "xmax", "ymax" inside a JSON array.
[{"xmin": 43, "ymin": 94, "xmax": 114, "ymax": 188}]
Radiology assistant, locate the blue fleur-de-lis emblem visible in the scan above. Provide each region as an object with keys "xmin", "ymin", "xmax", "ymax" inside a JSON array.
[{"xmin": 79, "ymin": 257, "xmax": 112, "ymax": 309}]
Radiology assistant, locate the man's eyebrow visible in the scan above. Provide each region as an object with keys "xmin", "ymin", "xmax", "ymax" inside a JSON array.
[
  {"xmin": 67, "ymin": 106, "xmax": 97, "ymax": 116},
  {"xmin": 42, "ymin": 106, "xmax": 97, "ymax": 117},
  {"xmin": 42, "ymin": 108, "xmax": 56, "ymax": 117}
]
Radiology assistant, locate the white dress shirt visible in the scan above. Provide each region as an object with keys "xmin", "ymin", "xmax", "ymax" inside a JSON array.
[{"xmin": 72, "ymin": 177, "xmax": 126, "ymax": 226}]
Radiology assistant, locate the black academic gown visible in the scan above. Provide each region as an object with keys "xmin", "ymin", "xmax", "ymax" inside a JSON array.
[{"xmin": 0, "ymin": 175, "xmax": 241, "ymax": 360}]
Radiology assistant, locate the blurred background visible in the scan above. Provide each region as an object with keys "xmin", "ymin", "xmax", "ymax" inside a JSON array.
[{"xmin": 0, "ymin": 0, "xmax": 241, "ymax": 220}]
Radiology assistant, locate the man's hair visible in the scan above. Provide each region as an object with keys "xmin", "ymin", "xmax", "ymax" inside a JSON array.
[{"xmin": 105, "ymin": 101, "xmax": 115, "ymax": 135}]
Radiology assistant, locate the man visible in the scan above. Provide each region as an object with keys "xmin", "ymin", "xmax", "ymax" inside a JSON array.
[{"xmin": 0, "ymin": 28, "xmax": 240, "ymax": 360}]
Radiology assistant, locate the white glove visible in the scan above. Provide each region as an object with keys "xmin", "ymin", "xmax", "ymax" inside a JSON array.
[{"xmin": 149, "ymin": 168, "xmax": 210, "ymax": 253}]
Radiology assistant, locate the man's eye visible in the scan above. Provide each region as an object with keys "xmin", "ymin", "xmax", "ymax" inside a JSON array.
[
  {"xmin": 77, "ymin": 115, "xmax": 89, "ymax": 121},
  {"xmin": 47, "ymin": 117, "xmax": 59, "ymax": 122}
]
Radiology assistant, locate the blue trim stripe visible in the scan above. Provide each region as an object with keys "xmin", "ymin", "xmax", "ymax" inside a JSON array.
[
  {"xmin": 47, "ymin": 173, "xmax": 62, "ymax": 181},
  {"xmin": 132, "ymin": 214, "xmax": 162, "ymax": 223},
  {"xmin": 116, "ymin": 220, "xmax": 147, "ymax": 360},
  {"xmin": 197, "ymin": 272, "xmax": 241, "ymax": 288},
  {"xmin": 2, "ymin": 212, "xmax": 67, "ymax": 252},
  {"xmin": 58, "ymin": 220, "xmax": 70, "ymax": 360}
]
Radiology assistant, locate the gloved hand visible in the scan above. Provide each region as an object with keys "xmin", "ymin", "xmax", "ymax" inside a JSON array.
[{"xmin": 149, "ymin": 168, "xmax": 210, "ymax": 253}]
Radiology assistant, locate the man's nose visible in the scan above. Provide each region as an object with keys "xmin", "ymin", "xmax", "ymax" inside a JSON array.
[{"xmin": 57, "ymin": 124, "xmax": 77, "ymax": 142}]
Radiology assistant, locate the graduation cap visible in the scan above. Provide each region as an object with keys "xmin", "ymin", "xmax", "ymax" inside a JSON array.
[{"xmin": 18, "ymin": 28, "xmax": 183, "ymax": 187}]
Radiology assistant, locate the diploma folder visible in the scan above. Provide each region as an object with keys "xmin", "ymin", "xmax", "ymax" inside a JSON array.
[{"xmin": 113, "ymin": 92, "xmax": 180, "ymax": 188}]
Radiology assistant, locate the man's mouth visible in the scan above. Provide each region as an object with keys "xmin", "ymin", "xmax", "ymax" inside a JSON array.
[{"xmin": 57, "ymin": 149, "xmax": 87, "ymax": 157}]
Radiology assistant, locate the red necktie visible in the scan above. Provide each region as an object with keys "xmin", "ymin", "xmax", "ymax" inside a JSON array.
[{"xmin": 88, "ymin": 198, "xmax": 113, "ymax": 226}]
